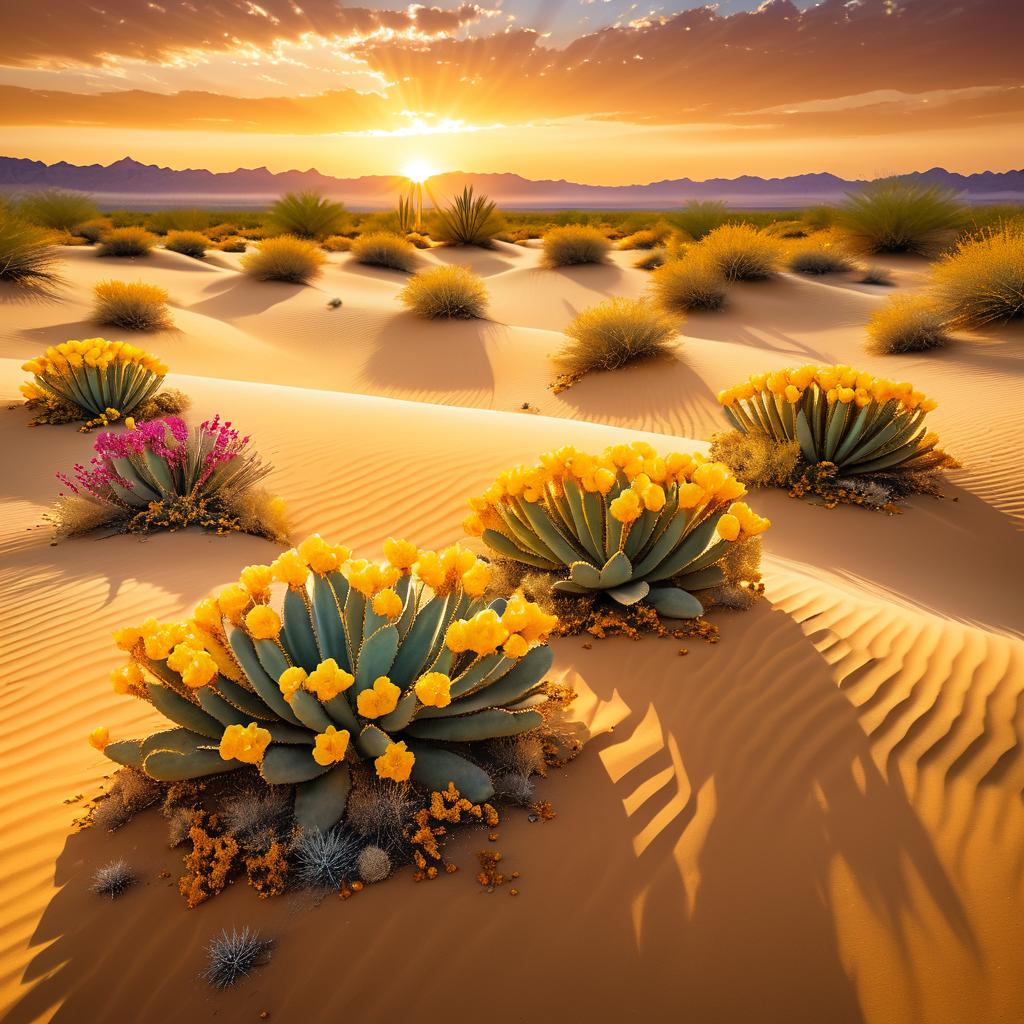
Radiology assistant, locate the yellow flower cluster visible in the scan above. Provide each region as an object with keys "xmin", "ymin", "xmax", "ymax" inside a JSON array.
[
  {"xmin": 375, "ymin": 740, "xmax": 415, "ymax": 783},
  {"xmin": 22, "ymin": 338, "xmax": 167, "ymax": 377},
  {"xmin": 715, "ymin": 501, "xmax": 772, "ymax": 542},
  {"xmin": 371, "ymin": 588, "xmax": 403, "ymax": 619},
  {"xmin": 466, "ymin": 442, "xmax": 747, "ymax": 529},
  {"xmin": 344, "ymin": 559, "xmax": 401, "ymax": 598},
  {"xmin": 245, "ymin": 604, "xmax": 282, "ymax": 640},
  {"xmin": 312, "ymin": 725, "xmax": 350, "ymax": 766},
  {"xmin": 219, "ymin": 722, "xmax": 271, "ymax": 764},
  {"xmin": 88, "ymin": 726, "xmax": 109, "ymax": 751},
  {"xmin": 277, "ymin": 659, "xmax": 354, "ymax": 703},
  {"xmin": 446, "ymin": 592, "xmax": 557, "ymax": 659},
  {"xmin": 414, "ymin": 672, "xmax": 452, "ymax": 708},
  {"xmin": 718, "ymin": 364, "xmax": 937, "ymax": 413},
  {"xmin": 357, "ymin": 676, "xmax": 401, "ymax": 719},
  {"xmin": 413, "ymin": 543, "xmax": 492, "ymax": 598}
]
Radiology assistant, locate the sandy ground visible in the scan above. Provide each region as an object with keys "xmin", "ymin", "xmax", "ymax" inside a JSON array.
[{"xmin": 0, "ymin": 241, "xmax": 1021, "ymax": 1024}]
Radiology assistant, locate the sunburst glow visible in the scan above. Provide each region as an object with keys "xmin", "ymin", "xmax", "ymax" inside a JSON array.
[{"xmin": 402, "ymin": 157, "xmax": 436, "ymax": 183}]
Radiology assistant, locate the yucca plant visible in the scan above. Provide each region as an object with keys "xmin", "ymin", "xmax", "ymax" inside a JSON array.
[
  {"xmin": 837, "ymin": 181, "xmax": 967, "ymax": 256},
  {"xmin": 91, "ymin": 538, "xmax": 559, "ymax": 828},
  {"xmin": 268, "ymin": 191, "xmax": 348, "ymax": 240},
  {"xmin": 464, "ymin": 442, "xmax": 769, "ymax": 619},
  {"xmin": 397, "ymin": 189, "xmax": 416, "ymax": 235},
  {"xmin": 718, "ymin": 365, "xmax": 944, "ymax": 475},
  {"xmin": 432, "ymin": 186, "xmax": 502, "ymax": 247},
  {"xmin": 18, "ymin": 188, "xmax": 99, "ymax": 231},
  {"xmin": 21, "ymin": 337, "xmax": 170, "ymax": 422},
  {"xmin": 52, "ymin": 414, "xmax": 284, "ymax": 539}
]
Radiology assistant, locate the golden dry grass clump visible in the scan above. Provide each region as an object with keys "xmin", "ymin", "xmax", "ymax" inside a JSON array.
[
  {"xmin": 930, "ymin": 224, "xmax": 1024, "ymax": 328},
  {"xmin": 351, "ymin": 231, "xmax": 418, "ymax": 272},
  {"xmin": 18, "ymin": 189, "xmax": 99, "ymax": 231},
  {"xmin": 242, "ymin": 235, "xmax": 325, "ymax": 284},
  {"xmin": 216, "ymin": 236, "xmax": 248, "ymax": 252},
  {"xmin": 699, "ymin": 224, "xmax": 782, "ymax": 281},
  {"xmin": 618, "ymin": 229, "xmax": 661, "ymax": 251},
  {"xmin": 97, "ymin": 227, "xmax": 157, "ymax": 258},
  {"xmin": 651, "ymin": 251, "xmax": 727, "ymax": 312},
  {"xmin": 93, "ymin": 280, "xmax": 173, "ymax": 331},
  {"xmin": 556, "ymin": 297, "xmax": 679, "ymax": 384},
  {"xmin": 542, "ymin": 225, "xmax": 611, "ymax": 267},
  {"xmin": 321, "ymin": 234, "xmax": 353, "ymax": 252},
  {"xmin": 786, "ymin": 237, "xmax": 855, "ymax": 275},
  {"xmin": 400, "ymin": 265, "xmax": 489, "ymax": 319},
  {"xmin": 76, "ymin": 218, "xmax": 113, "ymax": 244},
  {"xmin": 0, "ymin": 207, "xmax": 62, "ymax": 284},
  {"xmin": 866, "ymin": 295, "xmax": 949, "ymax": 355},
  {"xmin": 164, "ymin": 230, "xmax": 209, "ymax": 259}
]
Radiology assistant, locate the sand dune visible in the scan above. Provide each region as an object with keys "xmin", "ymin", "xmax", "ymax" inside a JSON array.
[{"xmin": 0, "ymin": 242, "xmax": 1021, "ymax": 1024}]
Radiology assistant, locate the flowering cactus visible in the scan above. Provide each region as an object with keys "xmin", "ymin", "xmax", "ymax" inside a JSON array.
[
  {"xmin": 718, "ymin": 365, "xmax": 942, "ymax": 475},
  {"xmin": 20, "ymin": 338, "xmax": 169, "ymax": 423},
  {"xmin": 53, "ymin": 414, "xmax": 281, "ymax": 538},
  {"xmin": 464, "ymin": 442, "xmax": 770, "ymax": 619},
  {"xmin": 92, "ymin": 538, "xmax": 558, "ymax": 830}
]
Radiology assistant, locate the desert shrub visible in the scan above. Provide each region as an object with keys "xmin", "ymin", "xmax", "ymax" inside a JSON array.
[
  {"xmin": 204, "ymin": 928, "xmax": 272, "ymax": 988},
  {"xmin": 91, "ymin": 768, "xmax": 161, "ymax": 831},
  {"xmin": 351, "ymin": 231, "xmax": 417, "ymax": 272},
  {"xmin": 0, "ymin": 210, "xmax": 61, "ymax": 283},
  {"xmin": 321, "ymin": 234, "xmax": 353, "ymax": 252},
  {"xmin": 400, "ymin": 265, "xmax": 488, "ymax": 319},
  {"xmin": 358, "ymin": 845, "xmax": 392, "ymax": 883},
  {"xmin": 465, "ymin": 440, "xmax": 769, "ymax": 619},
  {"xmin": 344, "ymin": 775, "xmax": 418, "ymax": 855},
  {"xmin": 293, "ymin": 828, "xmax": 361, "ymax": 890},
  {"xmin": 50, "ymin": 414, "xmax": 284, "ymax": 540},
  {"xmin": 787, "ymin": 241, "xmax": 854, "ymax": 275},
  {"xmin": 164, "ymin": 230, "xmax": 208, "ymax": 259},
  {"xmin": 19, "ymin": 189, "xmax": 99, "ymax": 231},
  {"xmin": 146, "ymin": 208, "xmax": 211, "ymax": 234},
  {"xmin": 708, "ymin": 431, "xmax": 801, "ymax": 488},
  {"xmin": 242, "ymin": 235, "xmax": 325, "ymax": 283},
  {"xmin": 405, "ymin": 232, "xmax": 431, "ymax": 249},
  {"xmin": 930, "ymin": 224, "xmax": 1024, "ymax": 328},
  {"xmin": 89, "ymin": 537, "xmax": 559, "ymax": 830},
  {"xmin": 221, "ymin": 787, "xmax": 291, "ymax": 853},
  {"xmin": 763, "ymin": 219, "xmax": 810, "ymax": 239},
  {"xmin": 542, "ymin": 225, "xmax": 611, "ymax": 267},
  {"xmin": 77, "ymin": 218, "xmax": 113, "ymax": 244},
  {"xmin": 634, "ymin": 248, "xmax": 668, "ymax": 270},
  {"xmin": 618, "ymin": 229, "xmax": 660, "ymax": 251},
  {"xmin": 651, "ymin": 251, "xmax": 727, "ymax": 312},
  {"xmin": 866, "ymin": 295, "xmax": 949, "ymax": 354},
  {"xmin": 698, "ymin": 224, "xmax": 782, "ymax": 281},
  {"xmin": 97, "ymin": 227, "xmax": 157, "ymax": 257},
  {"xmin": 216, "ymin": 236, "xmax": 248, "ymax": 252},
  {"xmin": 802, "ymin": 205, "xmax": 837, "ymax": 231},
  {"xmin": 556, "ymin": 297, "xmax": 678, "ymax": 384},
  {"xmin": 718, "ymin": 365, "xmax": 947, "ymax": 476},
  {"xmin": 20, "ymin": 337, "xmax": 180, "ymax": 427},
  {"xmin": 837, "ymin": 181, "xmax": 967, "ymax": 256},
  {"xmin": 431, "ymin": 186, "xmax": 503, "ymax": 246},
  {"xmin": 92, "ymin": 860, "xmax": 135, "ymax": 899},
  {"xmin": 858, "ymin": 265, "xmax": 893, "ymax": 286},
  {"xmin": 204, "ymin": 222, "xmax": 238, "ymax": 241},
  {"xmin": 268, "ymin": 191, "xmax": 348, "ymax": 239},
  {"xmin": 93, "ymin": 280, "xmax": 173, "ymax": 331},
  {"xmin": 675, "ymin": 200, "xmax": 729, "ymax": 241}
]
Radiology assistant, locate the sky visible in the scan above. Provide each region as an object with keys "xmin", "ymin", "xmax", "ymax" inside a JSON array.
[{"xmin": 0, "ymin": 0, "xmax": 1021, "ymax": 184}]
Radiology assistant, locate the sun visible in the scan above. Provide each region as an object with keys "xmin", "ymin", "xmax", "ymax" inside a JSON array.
[{"xmin": 402, "ymin": 157, "xmax": 435, "ymax": 183}]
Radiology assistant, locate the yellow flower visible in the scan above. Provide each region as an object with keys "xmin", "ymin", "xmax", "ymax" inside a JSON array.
[
  {"xmin": 375, "ymin": 741, "xmax": 415, "ymax": 783},
  {"xmin": 193, "ymin": 597, "xmax": 222, "ymax": 631},
  {"xmin": 124, "ymin": 417, "xmax": 136, "ymax": 430},
  {"xmin": 716, "ymin": 514, "xmax": 740, "ymax": 542},
  {"xmin": 415, "ymin": 672, "xmax": 452, "ymax": 708},
  {"xmin": 460, "ymin": 559, "xmax": 492, "ymax": 598},
  {"xmin": 167, "ymin": 642, "xmax": 196, "ymax": 674},
  {"xmin": 693, "ymin": 462, "xmax": 728, "ymax": 493},
  {"xmin": 271, "ymin": 549, "xmax": 309, "ymax": 589},
  {"xmin": 784, "ymin": 385, "xmax": 802, "ymax": 404},
  {"xmin": 371, "ymin": 588, "xmax": 404, "ymax": 620},
  {"xmin": 217, "ymin": 583, "xmax": 251, "ymax": 620},
  {"xmin": 239, "ymin": 564, "xmax": 274, "ymax": 596},
  {"xmin": 245, "ymin": 605, "xmax": 282, "ymax": 640},
  {"xmin": 278, "ymin": 666, "xmax": 308, "ymax": 702},
  {"xmin": 609, "ymin": 489, "xmax": 642, "ymax": 524},
  {"xmin": 413, "ymin": 550, "xmax": 445, "ymax": 591},
  {"xmin": 110, "ymin": 661, "xmax": 142, "ymax": 694},
  {"xmin": 593, "ymin": 468, "xmax": 617, "ymax": 494},
  {"xmin": 297, "ymin": 534, "xmax": 342, "ymax": 574},
  {"xmin": 383, "ymin": 537, "xmax": 419, "ymax": 572},
  {"xmin": 641, "ymin": 483, "xmax": 666, "ymax": 512},
  {"xmin": 306, "ymin": 659, "xmax": 354, "ymax": 701},
  {"xmin": 677, "ymin": 482, "xmax": 706, "ymax": 509},
  {"xmin": 345, "ymin": 559, "xmax": 400, "ymax": 598},
  {"xmin": 500, "ymin": 593, "xmax": 558, "ymax": 647},
  {"xmin": 462, "ymin": 512, "xmax": 484, "ymax": 537},
  {"xmin": 88, "ymin": 726, "xmax": 109, "ymax": 751},
  {"xmin": 728, "ymin": 501, "xmax": 772, "ymax": 537},
  {"xmin": 182, "ymin": 650, "xmax": 218, "ymax": 689},
  {"xmin": 445, "ymin": 609, "xmax": 510, "ymax": 656},
  {"xmin": 357, "ymin": 676, "xmax": 401, "ymax": 719},
  {"xmin": 312, "ymin": 726, "xmax": 350, "ymax": 766},
  {"xmin": 503, "ymin": 634, "xmax": 529, "ymax": 659},
  {"xmin": 218, "ymin": 723, "xmax": 271, "ymax": 764},
  {"xmin": 113, "ymin": 626, "xmax": 142, "ymax": 652}
]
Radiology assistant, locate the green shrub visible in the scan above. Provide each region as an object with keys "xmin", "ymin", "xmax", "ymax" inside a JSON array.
[
  {"xmin": 651, "ymin": 251, "xmax": 727, "ymax": 311},
  {"xmin": 18, "ymin": 189, "xmax": 99, "ymax": 231},
  {"xmin": 242, "ymin": 235, "xmax": 325, "ymax": 283},
  {"xmin": 269, "ymin": 191, "xmax": 348, "ymax": 239},
  {"xmin": 0, "ymin": 209, "xmax": 62, "ymax": 283},
  {"xmin": 98, "ymin": 227, "xmax": 157, "ymax": 257},
  {"xmin": 93, "ymin": 280, "xmax": 173, "ymax": 330},
  {"xmin": 930, "ymin": 224, "xmax": 1024, "ymax": 328},
  {"xmin": 542, "ymin": 225, "xmax": 611, "ymax": 267},
  {"xmin": 866, "ymin": 295, "xmax": 949, "ymax": 354},
  {"xmin": 699, "ymin": 224, "xmax": 782, "ymax": 281},
  {"xmin": 351, "ymin": 231, "xmax": 417, "ymax": 272},
  {"xmin": 837, "ymin": 181, "xmax": 967, "ymax": 256},
  {"xmin": 431, "ymin": 186, "xmax": 503, "ymax": 247},
  {"xmin": 675, "ymin": 200, "xmax": 729, "ymax": 241},
  {"xmin": 146, "ymin": 208, "xmax": 212, "ymax": 234},
  {"xmin": 400, "ymin": 265, "xmax": 489, "ymax": 319},
  {"xmin": 164, "ymin": 230, "xmax": 209, "ymax": 259},
  {"xmin": 77, "ymin": 218, "xmax": 113, "ymax": 244}
]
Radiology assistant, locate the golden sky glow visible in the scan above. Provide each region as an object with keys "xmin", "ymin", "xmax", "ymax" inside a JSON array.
[{"xmin": 1, "ymin": 1, "xmax": 1021, "ymax": 183}]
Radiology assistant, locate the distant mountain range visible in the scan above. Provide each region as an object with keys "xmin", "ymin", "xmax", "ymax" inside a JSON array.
[{"xmin": 1, "ymin": 156, "xmax": 1022, "ymax": 210}]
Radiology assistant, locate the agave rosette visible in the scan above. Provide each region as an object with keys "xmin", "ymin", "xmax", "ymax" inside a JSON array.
[
  {"xmin": 91, "ymin": 537, "xmax": 558, "ymax": 830},
  {"xmin": 718, "ymin": 364, "xmax": 942, "ymax": 475},
  {"xmin": 464, "ymin": 442, "xmax": 770, "ymax": 619}
]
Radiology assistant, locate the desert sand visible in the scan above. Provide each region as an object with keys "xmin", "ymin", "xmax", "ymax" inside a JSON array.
[{"xmin": 1, "ymin": 241, "xmax": 1022, "ymax": 1024}]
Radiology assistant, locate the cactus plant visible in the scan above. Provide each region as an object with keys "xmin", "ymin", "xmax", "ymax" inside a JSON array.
[
  {"xmin": 464, "ymin": 442, "xmax": 770, "ymax": 619},
  {"xmin": 90, "ymin": 537, "xmax": 559, "ymax": 831},
  {"xmin": 717, "ymin": 365, "xmax": 944, "ymax": 475}
]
